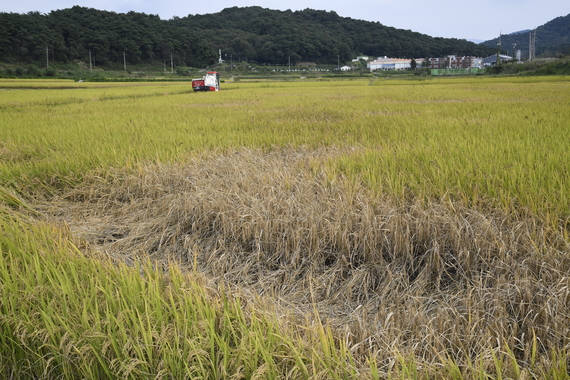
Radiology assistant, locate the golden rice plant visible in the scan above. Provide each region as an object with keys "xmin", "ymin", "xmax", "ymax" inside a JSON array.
[{"xmin": 2, "ymin": 76, "xmax": 570, "ymax": 379}]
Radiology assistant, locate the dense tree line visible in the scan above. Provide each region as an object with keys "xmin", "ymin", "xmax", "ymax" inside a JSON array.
[
  {"xmin": 0, "ymin": 6, "xmax": 497, "ymax": 68},
  {"xmin": 0, "ymin": 7, "xmax": 217, "ymax": 67},
  {"xmin": 482, "ymin": 13, "xmax": 570, "ymax": 59},
  {"xmin": 173, "ymin": 6, "xmax": 495, "ymax": 64}
]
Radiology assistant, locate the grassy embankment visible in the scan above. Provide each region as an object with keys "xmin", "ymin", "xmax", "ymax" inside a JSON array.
[{"xmin": 1, "ymin": 76, "xmax": 570, "ymax": 379}]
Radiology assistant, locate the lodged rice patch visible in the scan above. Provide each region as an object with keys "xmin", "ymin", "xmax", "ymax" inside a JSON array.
[{"xmin": 39, "ymin": 147, "xmax": 570, "ymax": 376}]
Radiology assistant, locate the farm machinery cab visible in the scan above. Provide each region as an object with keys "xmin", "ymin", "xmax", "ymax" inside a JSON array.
[{"xmin": 192, "ymin": 71, "xmax": 220, "ymax": 92}]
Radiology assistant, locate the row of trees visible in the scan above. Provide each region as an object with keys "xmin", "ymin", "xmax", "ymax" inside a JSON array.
[
  {"xmin": 0, "ymin": 7, "xmax": 217, "ymax": 67},
  {"xmin": 1, "ymin": 6, "xmax": 496, "ymax": 68},
  {"xmin": 175, "ymin": 7, "xmax": 495, "ymax": 64}
]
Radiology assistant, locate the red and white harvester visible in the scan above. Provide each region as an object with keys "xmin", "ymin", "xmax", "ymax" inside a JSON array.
[{"xmin": 192, "ymin": 71, "xmax": 221, "ymax": 92}]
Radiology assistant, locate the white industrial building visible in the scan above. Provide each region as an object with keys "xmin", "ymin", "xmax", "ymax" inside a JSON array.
[
  {"xmin": 367, "ymin": 57, "xmax": 412, "ymax": 71},
  {"xmin": 482, "ymin": 54, "xmax": 513, "ymax": 66}
]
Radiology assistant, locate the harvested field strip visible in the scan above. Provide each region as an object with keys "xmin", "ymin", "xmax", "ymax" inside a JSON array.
[
  {"xmin": 0, "ymin": 89, "xmax": 195, "ymax": 110},
  {"xmin": 0, "ymin": 80, "xmax": 213, "ymax": 109}
]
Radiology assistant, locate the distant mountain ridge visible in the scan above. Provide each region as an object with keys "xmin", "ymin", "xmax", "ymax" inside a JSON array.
[
  {"xmin": 482, "ymin": 14, "xmax": 570, "ymax": 58},
  {"xmin": 509, "ymin": 29, "xmax": 531, "ymax": 36},
  {"xmin": 171, "ymin": 6, "xmax": 495, "ymax": 64},
  {"xmin": 0, "ymin": 6, "xmax": 495, "ymax": 68}
]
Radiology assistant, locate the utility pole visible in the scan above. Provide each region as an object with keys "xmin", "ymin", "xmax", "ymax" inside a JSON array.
[
  {"xmin": 89, "ymin": 50, "xmax": 92, "ymax": 72},
  {"xmin": 529, "ymin": 31, "xmax": 532, "ymax": 61},
  {"xmin": 528, "ymin": 29, "xmax": 537, "ymax": 61},
  {"xmin": 171, "ymin": 53, "xmax": 174, "ymax": 73},
  {"xmin": 532, "ymin": 31, "xmax": 535, "ymax": 60},
  {"xmin": 496, "ymin": 32, "xmax": 502, "ymax": 66},
  {"xmin": 46, "ymin": 45, "xmax": 49, "ymax": 68},
  {"xmin": 533, "ymin": 29, "xmax": 536, "ymax": 60},
  {"xmin": 123, "ymin": 51, "xmax": 127, "ymax": 71},
  {"xmin": 230, "ymin": 54, "xmax": 232, "ymax": 72},
  {"xmin": 338, "ymin": 55, "xmax": 340, "ymax": 71},
  {"xmin": 288, "ymin": 56, "xmax": 291, "ymax": 72}
]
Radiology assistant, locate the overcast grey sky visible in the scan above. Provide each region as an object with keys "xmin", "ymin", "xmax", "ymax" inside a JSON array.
[{"xmin": 2, "ymin": 0, "xmax": 569, "ymax": 41}]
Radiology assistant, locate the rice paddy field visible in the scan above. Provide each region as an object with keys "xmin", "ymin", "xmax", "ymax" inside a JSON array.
[{"xmin": 1, "ymin": 76, "xmax": 570, "ymax": 379}]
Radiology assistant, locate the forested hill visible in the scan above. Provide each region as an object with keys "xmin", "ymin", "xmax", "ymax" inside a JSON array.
[
  {"xmin": 0, "ymin": 6, "xmax": 495, "ymax": 68},
  {"xmin": 482, "ymin": 13, "xmax": 570, "ymax": 58},
  {"xmin": 0, "ymin": 7, "xmax": 217, "ymax": 67},
  {"xmin": 172, "ymin": 7, "xmax": 494, "ymax": 64}
]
